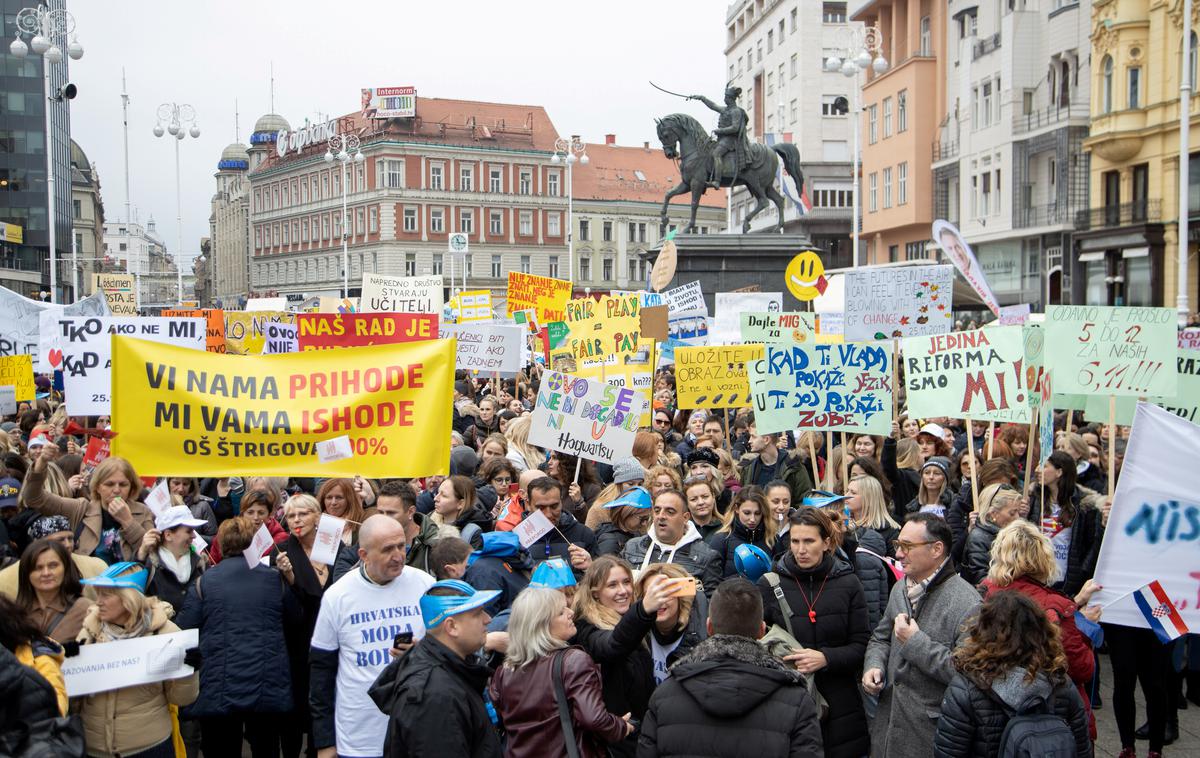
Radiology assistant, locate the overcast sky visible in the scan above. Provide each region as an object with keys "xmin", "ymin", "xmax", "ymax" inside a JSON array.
[{"xmin": 66, "ymin": 0, "xmax": 730, "ymax": 268}]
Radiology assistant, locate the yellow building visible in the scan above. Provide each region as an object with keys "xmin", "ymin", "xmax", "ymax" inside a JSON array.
[{"xmin": 1077, "ymin": 0, "xmax": 1198, "ymax": 313}]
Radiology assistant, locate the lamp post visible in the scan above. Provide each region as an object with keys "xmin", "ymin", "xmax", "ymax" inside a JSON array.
[
  {"xmin": 9, "ymin": 4, "xmax": 83, "ymax": 304},
  {"xmin": 824, "ymin": 24, "xmax": 887, "ymax": 268},
  {"xmin": 551, "ymin": 135, "xmax": 588, "ymax": 284},
  {"xmin": 324, "ymin": 134, "xmax": 364, "ymax": 298},
  {"xmin": 153, "ymin": 103, "xmax": 200, "ymax": 304}
]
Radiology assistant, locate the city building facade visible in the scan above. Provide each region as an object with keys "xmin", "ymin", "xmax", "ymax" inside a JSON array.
[
  {"xmin": 102, "ymin": 217, "xmax": 177, "ymax": 306},
  {"xmin": 1076, "ymin": 0, "xmax": 1198, "ymax": 308},
  {"xmin": 70, "ymin": 138, "xmax": 103, "ymax": 296},
  {"xmin": 209, "ymin": 138, "xmax": 251, "ymax": 307}
]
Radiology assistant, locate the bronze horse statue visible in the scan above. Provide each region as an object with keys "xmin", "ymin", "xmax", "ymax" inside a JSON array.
[{"xmin": 655, "ymin": 112, "xmax": 805, "ymax": 235}]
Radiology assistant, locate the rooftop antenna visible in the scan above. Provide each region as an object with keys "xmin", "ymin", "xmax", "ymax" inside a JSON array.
[
  {"xmin": 269, "ymin": 61, "xmax": 275, "ymax": 114},
  {"xmin": 235, "ymin": 98, "xmax": 240, "ymax": 142}
]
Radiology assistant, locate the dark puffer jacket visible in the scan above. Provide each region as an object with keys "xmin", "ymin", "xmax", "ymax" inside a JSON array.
[
  {"xmin": 903, "ymin": 487, "xmax": 956, "ymax": 522},
  {"xmin": 175, "ymin": 557, "xmax": 302, "ymax": 716},
  {"xmin": 882, "ymin": 437, "xmax": 920, "ymax": 521},
  {"xmin": 637, "ymin": 634, "xmax": 823, "ymax": 758},
  {"xmin": 845, "ymin": 527, "xmax": 891, "ymax": 630},
  {"xmin": 960, "ymin": 522, "xmax": 1001, "ymax": 586},
  {"xmin": 707, "ymin": 517, "xmax": 771, "ymax": 578},
  {"xmin": 932, "ymin": 670, "xmax": 1091, "ymax": 758},
  {"xmin": 594, "ymin": 521, "xmax": 638, "ymax": 557},
  {"xmin": 946, "ymin": 484, "xmax": 975, "ymax": 564},
  {"xmin": 0, "ymin": 643, "xmax": 69, "ymax": 755},
  {"xmin": 572, "ymin": 603, "xmax": 657, "ymax": 758},
  {"xmin": 759, "ymin": 552, "xmax": 870, "ymax": 758}
]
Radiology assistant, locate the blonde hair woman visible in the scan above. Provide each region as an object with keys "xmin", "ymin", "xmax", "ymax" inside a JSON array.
[
  {"xmin": 504, "ymin": 416, "xmax": 542, "ymax": 473},
  {"xmin": 646, "ymin": 465, "xmax": 682, "ymax": 497},
  {"xmin": 961, "ymin": 483, "xmax": 1025, "ymax": 585},
  {"xmin": 844, "ymin": 475, "xmax": 900, "ymax": 556},
  {"xmin": 489, "ymin": 587, "xmax": 631, "ymax": 756},
  {"xmin": 824, "ymin": 445, "xmax": 848, "ymax": 495}
]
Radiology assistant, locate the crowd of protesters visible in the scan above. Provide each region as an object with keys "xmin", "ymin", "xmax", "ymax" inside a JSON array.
[{"xmin": 0, "ymin": 361, "xmax": 1196, "ymax": 758}]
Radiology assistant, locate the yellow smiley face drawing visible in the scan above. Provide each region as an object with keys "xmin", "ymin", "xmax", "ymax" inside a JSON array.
[{"xmin": 786, "ymin": 250, "xmax": 827, "ymax": 302}]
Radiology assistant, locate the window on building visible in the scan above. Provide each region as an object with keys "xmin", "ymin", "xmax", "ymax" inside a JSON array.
[
  {"xmin": 602, "ymin": 257, "xmax": 613, "ymax": 281},
  {"xmin": 72, "ymin": 199, "xmax": 81, "ymax": 218},
  {"xmin": 460, "ymin": 209, "xmax": 474, "ymax": 234},
  {"xmin": 868, "ymin": 105, "xmax": 878, "ymax": 143},
  {"xmin": 322, "ymin": 175, "xmax": 330, "ymax": 198},
  {"xmin": 580, "ymin": 256, "xmax": 591, "ymax": 281},
  {"xmin": 898, "ymin": 162, "xmax": 908, "ymax": 204},
  {"xmin": 519, "ymin": 170, "xmax": 532, "ymax": 194},
  {"xmin": 1191, "ymin": 32, "xmax": 1199, "ymax": 88},
  {"xmin": 822, "ymin": 2, "xmax": 847, "ymax": 23},
  {"xmin": 888, "ymin": 245, "xmax": 899, "ymax": 262},
  {"xmin": 254, "ymin": 228, "xmax": 261, "ymax": 249},
  {"xmin": 906, "ymin": 241, "xmax": 925, "ymax": 260},
  {"xmin": 981, "ymin": 81, "xmax": 992, "ymax": 127},
  {"xmin": 602, "ymin": 221, "xmax": 613, "ymax": 242},
  {"xmin": 821, "ymin": 95, "xmax": 841, "ymax": 116},
  {"xmin": 637, "ymin": 222, "xmax": 647, "ymax": 242},
  {"xmin": 300, "ymin": 181, "xmax": 309, "ymax": 203},
  {"xmin": 1102, "ymin": 55, "xmax": 1114, "ymax": 113},
  {"xmin": 333, "ymin": 172, "xmax": 340, "ymax": 196},
  {"xmin": 460, "ymin": 165, "xmax": 474, "ymax": 192},
  {"xmin": 490, "ymin": 255, "xmax": 502, "ymax": 278},
  {"xmin": 431, "ymin": 208, "xmax": 444, "ymax": 233},
  {"xmin": 520, "ymin": 255, "xmax": 531, "ymax": 274},
  {"xmin": 767, "ymin": 30, "xmax": 773, "ymax": 53},
  {"xmin": 323, "ymin": 216, "xmax": 330, "ymax": 240},
  {"xmin": 790, "ymin": 98, "xmax": 799, "ymax": 124},
  {"xmin": 519, "ymin": 211, "xmax": 533, "ymax": 236},
  {"xmin": 883, "ymin": 167, "xmax": 893, "ymax": 208},
  {"xmin": 994, "ymin": 77, "xmax": 1002, "ymax": 123},
  {"xmin": 302, "ymin": 219, "xmax": 310, "ymax": 242},
  {"xmin": 548, "ymin": 255, "xmax": 560, "ymax": 279},
  {"xmin": 579, "ymin": 219, "xmax": 590, "ymax": 241},
  {"xmin": 757, "ymin": 40, "xmax": 763, "ymax": 62},
  {"xmin": 791, "ymin": 8, "xmax": 798, "ymax": 31},
  {"xmin": 869, "ymin": 173, "xmax": 878, "ymax": 212},
  {"xmin": 548, "ymin": 173, "xmax": 560, "ymax": 196},
  {"xmin": 981, "ymin": 172, "xmax": 992, "ymax": 215},
  {"xmin": 767, "ymin": 72, "xmax": 774, "ymax": 96},
  {"xmin": 994, "ymin": 169, "xmax": 1002, "ymax": 214},
  {"xmin": 368, "ymin": 207, "xmax": 378, "ymax": 234},
  {"xmin": 490, "ymin": 168, "xmax": 503, "ymax": 193},
  {"xmin": 883, "ymin": 97, "xmax": 893, "ymax": 137},
  {"xmin": 920, "ymin": 16, "xmax": 931, "ymax": 55},
  {"xmin": 791, "ymin": 54, "xmax": 798, "ymax": 78},
  {"xmin": 548, "ymin": 213, "xmax": 561, "ymax": 236},
  {"xmin": 898, "ymin": 90, "xmax": 908, "ymax": 131},
  {"xmin": 403, "ymin": 207, "xmax": 418, "ymax": 233},
  {"xmin": 1128, "ymin": 67, "xmax": 1141, "ymax": 109},
  {"xmin": 629, "ymin": 257, "xmax": 639, "ymax": 282},
  {"xmin": 972, "ymin": 86, "xmax": 980, "ymax": 125},
  {"xmin": 356, "ymin": 208, "xmax": 365, "ymax": 235},
  {"xmin": 429, "ymin": 164, "xmax": 443, "ymax": 190},
  {"xmin": 489, "ymin": 210, "xmax": 503, "ymax": 235},
  {"xmin": 627, "ymin": 222, "xmax": 637, "ymax": 242},
  {"xmin": 401, "ymin": 253, "xmax": 415, "ymax": 277}
]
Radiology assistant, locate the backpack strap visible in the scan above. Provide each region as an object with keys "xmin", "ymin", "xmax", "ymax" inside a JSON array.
[
  {"xmin": 763, "ymin": 572, "xmax": 797, "ymax": 639},
  {"xmin": 552, "ymin": 649, "xmax": 582, "ymax": 758}
]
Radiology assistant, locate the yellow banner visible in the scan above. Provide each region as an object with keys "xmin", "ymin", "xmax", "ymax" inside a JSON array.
[
  {"xmin": 111, "ymin": 336, "xmax": 455, "ymax": 477},
  {"xmin": 0, "ymin": 355, "xmax": 35, "ymax": 402},
  {"xmin": 506, "ymin": 272, "xmax": 572, "ymax": 323},
  {"xmin": 563, "ymin": 294, "xmax": 642, "ymax": 361},
  {"xmin": 223, "ymin": 311, "xmax": 294, "ymax": 355},
  {"xmin": 0, "ymin": 222, "xmax": 23, "ymax": 244},
  {"xmin": 675, "ymin": 344, "xmax": 764, "ymax": 409}
]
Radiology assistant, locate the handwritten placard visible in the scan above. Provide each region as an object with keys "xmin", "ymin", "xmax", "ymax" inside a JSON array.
[
  {"xmin": 562, "ymin": 294, "xmax": 642, "ymax": 361},
  {"xmin": 0, "ymin": 354, "xmax": 34, "ymax": 402},
  {"xmin": 843, "ymin": 265, "xmax": 954, "ymax": 342},
  {"xmin": 674, "ymin": 344, "xmax": 764, "ymax": 409},
  {"xmin": 439, "ymin": 323, "xmax": 523, "ymax": 374},
  {"xmin": 1045, "ymin": 305, "xmax": 1178, "ymax": 397},
  {"xmin": 902, "ymin": 325, "xmax": 1032, "ymax": 423},
  {"xmin": 528, "ymin": 371, "xmax": 646, "ymax": 464},
  {"xmin": 361, "ymin": 274, "xmax": 443, "ymax": 314},
  {"xmin": 663, "ymin": 281, "xmax": 707, "ymax": 316},
  {"xmin": 739, "ymin": 312, "xmax": 817, "ymax": 344},
  {"xmin": 506, "ymin": 272, "xmax": 572, "ymax": 323}
]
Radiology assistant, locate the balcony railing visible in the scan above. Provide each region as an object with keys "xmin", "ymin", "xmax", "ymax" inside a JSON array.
[
  {"xmin": 1012, "ymin": 103, "xmax": 1090, "ymax": 134},
  {"xmin": 1074, "ymin": 199, "xmax": 1161, "ymax": 231},
  {"xmin": 972, "ymin": 33, "xmax": 1001, "ymax": 60},
  {"xmin": 932, "ymin": 139, "xmax": 958, "ymax": 162},
  {"xmin": 1015, "ymin": 203, "xmax": 1075, "ymax": 229}
]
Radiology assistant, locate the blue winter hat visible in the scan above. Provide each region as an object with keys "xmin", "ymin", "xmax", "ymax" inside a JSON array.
[
  {"xmin": 81, "ymin": 561, "xmax": 149, "ymax": 593},
  {"xmin": 420, "ymin": 579, "xmax": 501, "ymax": 629},
  {"xmin": 530, "ymin": 558, "xmax": 577, "ymax": 589},
  {"xmin": 602, "ymin": 486, "xmax": 652, "ymax": 509},
  {"xmin": 801, "ymin": 490, "xmax": 847, "ymax": 509},
  {"xmin": 733, "ymin": 544, "xmax": 772, "ymax": 583}
]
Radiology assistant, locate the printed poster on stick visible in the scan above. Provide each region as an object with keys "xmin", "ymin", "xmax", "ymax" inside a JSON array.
[
  {"xmin": 674, "ymin": 344, "xmax": 764, "ymax": 409},
  {"xmin": 562, "ymin": 293, "xmax": 643, "ymax": 361},
  {"xmin": 439, "ymin": 323, "xmax": 523, "ymax": 374},
  {"xmin": 739, "ymin": 312, "xmax": 817, "ymax": 344},
  {"xmin": 0, "ymin": 354, "xmax": 34, "ymax": 402},
  {"xmin": 162, "ymin": 309, "xmax": 226, "ymax": 353},
  {"xmin": 224, "ymin": 311, "xmax": 294, "ymax": 356},
  {"xmin": 361, "ymin": 274, "xmax": 443, "ymax": 314},
  {"xmin": 528, "ymin": 370, "xmax": 647, "ymax": 465},
  {"xmin": 1045, "ymin": 305, "xmax": 1178, "ymax": 397},
  {"xmin": 901, "ymin": 325, "xmax": 1033, "ymax": 423},
  {"xmin": 295, "ymin": 312, "xmax": 437, "ymax": 351},
  {"xmin": 506, "ymin": 272, "xmax": 573, "ymax": 323},
  {"xmin": 931, "ymin": 220, "xmax": 1001, "ymax": 316},
  {"xmin": 111, "ymin": 336, "xmax": 455, "ymax": 478},
  {"xmin": 92, "ymin": 273, "xmax": 138, "ymax": 316},
  {"xmin": 747, "ymin": 342, "xmax": 893, "ymax": 435},
  {"xmin": 843, "ymin": 265, "xmax": 954, "ymax": 342}
]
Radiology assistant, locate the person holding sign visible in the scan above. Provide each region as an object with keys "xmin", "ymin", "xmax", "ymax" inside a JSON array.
[
  {"xmin": 518, "ymin": 478, "xmax": 597, "ymax": 574},
  {"xmin": 1026, "ymin": 452, "xmax": 1105, "ymax": 599},
  {"xmin": 737, "ymin": 418, "xmax": 813, "ymax": 505},
  {"xmin": 76, "ymin": 562, "xmax": 199, "ymax": 758},
  {"xmin": 175, "ymin": 516, "xmax": 302, "ymax": 758}
]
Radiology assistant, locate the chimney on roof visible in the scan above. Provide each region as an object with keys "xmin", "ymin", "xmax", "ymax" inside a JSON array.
[
  {"xmin": 605, "ymin": 134, "xmax": 616, "ymax": 145},
  {"xmin": 643, "ymin": 141, "xmax": 650, "ymax": 150}
]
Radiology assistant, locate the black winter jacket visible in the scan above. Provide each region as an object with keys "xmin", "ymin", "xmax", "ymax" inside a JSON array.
[
  {"xmin": 637, "ymin": 634, "xmax": 823, "ymax": 758},
  {"xmin": 594, "ymin": 521, "xmax": 637, "ymax": 557},
  {"xmin": 933, "ymin": 671, "xmax": 1092, "ymax": 758},
  {"xmin": 141, "ymin": 550, "xmax": 205, "ymax": 614},
  {"xmin": 759, "ymin": 552, "xmax": 871, "ymax": 758},
  {"xmin": 572, "ymin": 602, "xmax": 657, "ymax": 757},
  {"xmin": 961, "ymin": 522, "xmax": 1001, "ymax": 586},
  {"xmin": 946, "ymin": 484, "xmax": 975, "ymax": 565},
  {"xmin": 369, "ymin": 634, "xmax": 502, "ymax": 758},
  {"xmin": 522, "ymin": 510, "xmax": 596, "ymax": 570},
  {"xmin": 882, "ymin": 437, "xmax": 920, "ymax": 521},
  {"xmin": 1027, "ymin": 488, "xmax": 1105, "ymax": 597},
  {"xmin": 707, "ymin": 517, "xmax": 771, "ymax": 578},
  {"xmin": 0, "ymin": 642, "xmax": 69, "ymax": 756},
  {"xmin": 903, "ymin": 487, "xmax": 956, "ymax": 522},
  {"xmin": 845, "ymin": 527, "xmax": 891, "ymax": 630}
]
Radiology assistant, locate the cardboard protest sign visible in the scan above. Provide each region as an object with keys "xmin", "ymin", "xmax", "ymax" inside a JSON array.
[
  {"xmin": 562, "ymin": 293, "xmax": 643, "ymax": 361},
  {"xmin": 574, "ymin": 353, "xmax": 654, "ymax": 428},
  {"xmin": 111, "ymin": 336, "xmax": 455, "ymax": 477},
  {"xmin": 0, "ymin": 386, "xmax": 14, "ymax": 415},
  {"xmin": 0, "ymin": 287, "xmax": 110, "ymax": 372},
  {"xmin": 62, "ymin": 628, "xmax": 198, "ymax": 697},
  {"xmin": 712, "ymin": 292, "xmax": 781, "ymax": 345},
  {"xmin": 1045, "ymin": 305, "xmax": 1178, "ymax": 397},
  {"xmin": 902, "ymin": 326, "xmax": 1033, "ymax": 423},
  {"xmin": 456, "ymin": 290, "xmax": 493, "ymax": 323},
  {"xmin": 1039, "ymin": 373, "xmax": 1055, "ymax": 468},
  {"xmin": 506, "ymin": 272, "xmax": 572, "ymax": 323},
  {"xmin": 748, "ymin": 342, "xmax": 893, "ymax": 435},
  {"xmin": 1091, "ymin": 403, "xmax": 1200, "ymax": 633},
  {"xmin": 1181, "ymin": 327, "xmax": 1200, "ymax": 350},
  {"xmin": 361, "ymin": 273, "xmax": 443, "ymax": 314},
  {"xmin": 224, "ymin": 311, "xmax": 294, "ymax": 355},
  {"xmin": 528, "ymin": 370, "xmax": 647, "ymax": 464},
  {"xmin": 439, "ymin": 323, "xmax": 524, "ymax": 374},
  {"xmin": 1078, "ymin": 349, "xmax": 1200, "ymax": 426},
  {"xmin": 93, "ymin": 273, "xmax": 138, "ymax": 316},
  {"xmin": 675, "ymin": 344, "xmax": 764, "ymax": 409},
  {"xmin": 1021, "ymin": 325, "xmax": 1047, "ymax": 409},
  {"xmin": 295, "ymin": 313, "xmax": 437, "ymax": 351},
  {"xmin": 162, "ymin": 309, "xmax": 226, "ymax": 353},
  {"xmin": 82, "ymin": 437, "xmax": 110, "ymax": 470},
  {"xmin": 739, "ymin": 312, "xmax": 817, "ymax": 344},
  {"xmin": 59, "ymin": 316, "xmax": 206, "ymax": 416},
  {"xmin": 815, "ymin": 312, "xmax": 844, "ymax": 344},
  {"xmin": 262, "ymin": 322, "xmax": 298, "ymax": 355},
  {"xmin": 932, "ymin": 220, "xmax": 1000, "ymax": 316},
  {"xmin": 0, "ymin": 354, "xmax": 34, "ymax": 402},
  {"xmin": 663, "ymin": 281, "xmax": 707, "ymax": 316},
  {"xmin": 998, "ymin": 304, "xmax": 1031, "ymax": 326},
  {"xmin": 843, "ymin": 265, "xmax": 954, "ymax": 342},
  {"xmin": 640, "ymin": 306, "xmax": 669, "ymax": 341}
]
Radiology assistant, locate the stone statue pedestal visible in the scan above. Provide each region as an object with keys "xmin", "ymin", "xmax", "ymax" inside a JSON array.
[{"xmin": 643, "ymin": 232, "xmax": 816, "ymax": 312}]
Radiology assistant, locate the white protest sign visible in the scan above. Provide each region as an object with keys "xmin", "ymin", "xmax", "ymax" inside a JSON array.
[
  {"xmin": 244, "ymin": 524, "xmax": 275, "ymax": 569},
  {"xmin": 932, "ymin": 219, "xmax": 1001, "ymax": 316},
  {"xmin": 713, "ymin": 292, "xmax": 781, "ymax": 344},
  {"xmin": 843, "ymin": 264, "xmax": 954, "ymax": 342},
  {"xmin": 0, "ymin": 386, "xmax": 14, "ymax": 415},
  {"xmin": 998, "ymin": 304, "xmax": 1031, "ymax": 325},
  {"xmin": 1092, "ymin": 403, "xmax": 1200, "ymax": 633},
  {"xmin": 362, "ymin": 273, "xmax": 443, "ymax": 314},
  {"xmin": 513, "ymin": 508, "xmax": 555, "ymax": 548},
  {"xmin": 0, "ymin": 288, "xmax": 111, "ymax": 373},
  {"xmin": 143, "ymin": 480, "xmax": 172, "ymax": 517},
  {"xmin": 246, "ymin": 297, "xmax": 287, "ymax": 312},
  {"xmin": 62, "ymin": 628, "xmax": 198, "ymax": 697},
  {"xmin": 316, "ymin": 435, "xmax": 354, "ymax": 464},
  {"xmin": 59, "ymin": 317, "xmax": 206, "ymax": 416},
  {"xmin": 262, "ymin": 322, "xmax": 298, "ymax": 354},
  {"xmin": 1180, "ymin": 327, "xmax": 1200, "ymax": 350},
  {"xmin": 439, "ymin": 323, "xmax": 523, "ymax": 374},
  {"xmin": 663, "ymin": 281, "xmax": 707, "ymax": 316},
  {"xmin": 529, "ymin": 371, "xmax": 646, "ymax": 464},
  {"xmin": 310, "ymin": 514, "xmax": 347, "ymax": 565}
]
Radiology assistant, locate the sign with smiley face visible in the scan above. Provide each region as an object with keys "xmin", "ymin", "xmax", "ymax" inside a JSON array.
[{"xmin": 785, "ymin": 250, "xmax": 828, "ymax": 302}]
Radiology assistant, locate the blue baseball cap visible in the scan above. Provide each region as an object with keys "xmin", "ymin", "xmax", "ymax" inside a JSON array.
[
  {"xmin": 602, "ymin": 486, "xmax": 652, "ymax": 509},
  {"xmin": 81, "ymin": 561, "xmax": 149, "ymax": 593},
  {"xmin": 530, "ymin": 558, "xmax": 577, "ymax": 589},
  {"xmin": 802, "ymin": 490, "xmax": 848, "ymax": 509},
  {"xmin": 419, "ymin": 579, "xmax": 500, "ymax": 629}
]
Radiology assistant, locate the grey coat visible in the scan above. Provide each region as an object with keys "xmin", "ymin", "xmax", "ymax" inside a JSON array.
[{"xmin": 863, "ymin": 562, "xmax": 981, "ymax": 758}]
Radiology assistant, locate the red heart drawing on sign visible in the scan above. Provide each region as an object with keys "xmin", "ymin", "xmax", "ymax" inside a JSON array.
[{"xmin": 48, "ymin": 348, "xmax": 63, "ymax": 368}]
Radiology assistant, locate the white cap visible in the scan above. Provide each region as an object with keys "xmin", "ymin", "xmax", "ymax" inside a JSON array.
[
  {"xmin": 917, "ymin": 423, "xmax": 946, "ymax": 441},
  {"xmin": 155, "ymin": 505, "xmax": 207, "ymax": 532}
]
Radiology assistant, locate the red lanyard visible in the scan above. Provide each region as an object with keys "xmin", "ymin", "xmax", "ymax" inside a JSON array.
[{"xmin": 792, "ymin": 572, "xmax": 830, "ymax": 624}]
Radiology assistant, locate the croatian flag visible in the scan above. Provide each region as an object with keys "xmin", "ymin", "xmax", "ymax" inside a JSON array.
[
  {"xmin": 1132, "ymin": 580, "xmax": 1189, "ymax": 643},
  {"xmin": 764, "ymin": 132, "xmax": 811, "ymax": 216}
]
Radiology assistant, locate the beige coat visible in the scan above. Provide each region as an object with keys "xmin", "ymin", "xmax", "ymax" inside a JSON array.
[
  {"xmin": 75, "ymin": 597, "xmax": 199, "ymax": 757},
  {"xmin": 0, "ymin": 552, "xmax": 108, "ymax": 600},
  {"xmin": 23, "ymin": 467, "xmax": 154, "ymax": 560}
]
